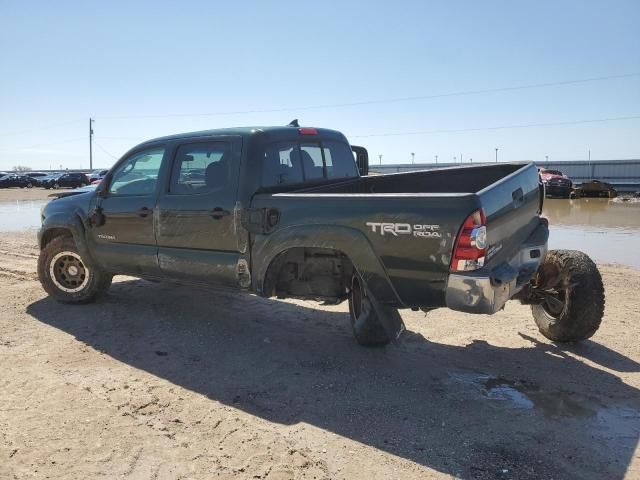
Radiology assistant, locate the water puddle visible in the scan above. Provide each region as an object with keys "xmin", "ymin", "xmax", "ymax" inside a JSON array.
[
  {"xmin": 449, "ymin": 372, "xmax": 597, "ymax": 418},
  {"xmin": 0, "ymin": 199, "xmax": 49, "ymax": 231},
  {"xmin": 0, "ymin": 197, "xmax": 638, "ymax": 268},
  {"xmin": 544, "ymin": 198, "xmax": 640, "ymax": 268}
]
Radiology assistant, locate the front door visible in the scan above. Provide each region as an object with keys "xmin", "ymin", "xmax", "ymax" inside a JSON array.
[
  {"xmin": 89, "ymin": 145, "xmax": 166, "ymax": 277},
  {"xmin": 156, "ymin": 137, "xmax": 242, "ymax": 286}
]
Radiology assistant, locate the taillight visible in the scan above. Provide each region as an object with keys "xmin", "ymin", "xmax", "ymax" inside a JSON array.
[
  {"xmin": 451, "ymin": 209, "xmax": 487, "ymax": 272},
  {"xmin": 298, "ymin": 127, "xmax": 318, "ymax": 135}
]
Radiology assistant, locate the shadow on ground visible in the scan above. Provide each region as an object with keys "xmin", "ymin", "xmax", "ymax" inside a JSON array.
[{"xmin": 27, "ymin": 279, "xmax": 640, "ymax": 479}]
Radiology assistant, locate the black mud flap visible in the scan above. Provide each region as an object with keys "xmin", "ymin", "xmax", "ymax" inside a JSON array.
[{"xmin": 368, "ymin": 293, "xmax": 406, "ymax": 342}]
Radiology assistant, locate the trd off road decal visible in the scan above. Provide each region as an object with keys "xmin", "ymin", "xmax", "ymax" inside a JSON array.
[{"xmin": 366, "ymin": 222, "xmax": 442, "ymax": 238}]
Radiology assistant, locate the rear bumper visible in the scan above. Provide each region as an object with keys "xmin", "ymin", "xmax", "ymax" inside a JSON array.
[
  {"xmin": 544, "ymin": 184, "xmax": 571, "ymax": 197},
  {"xmin": 445, "ymin": 219, "xmax": 549, "ymax": 314}
]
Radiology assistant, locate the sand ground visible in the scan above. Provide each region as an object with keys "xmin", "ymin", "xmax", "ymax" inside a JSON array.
[
  {"xmin": 0, "ymin": 187, "xmax": 57, "ymax": 201},
  {"xmin": 0, "ymin": 229, "xmax": 639, "ymax": 479}
]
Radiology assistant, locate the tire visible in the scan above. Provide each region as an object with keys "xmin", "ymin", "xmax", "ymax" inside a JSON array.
[
  {"xmin": 348, "ymin": 273, "xmax": 391, "ymax": 347},
  {"xmin": 531, "ymin": 250, "xmax": 604, "ymax": 342},
  {"xmin": 38, "ymin": 236, "xmax": 112, "ymax": 304},
  {"xmin": 27, "ymin": 182, "xmax": 33, "ymax": 188},
  {"xmin": 53, "ymin": 183, "xmax": 60, "ymax": 189}
]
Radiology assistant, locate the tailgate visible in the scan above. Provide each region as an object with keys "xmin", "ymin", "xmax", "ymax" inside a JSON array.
[{"xmin": 478, "ymin": 163, "xmax": 542, "ymax": 267}]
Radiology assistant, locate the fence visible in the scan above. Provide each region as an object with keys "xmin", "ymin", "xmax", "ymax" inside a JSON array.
[{"xmin": 369, "ymin": 159, "xmax": 640, "ymax": 191}]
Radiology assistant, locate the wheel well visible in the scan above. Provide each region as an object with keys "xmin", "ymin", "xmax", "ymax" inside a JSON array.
[
  {"xmin": 41, "ymin": 228, "xmax": 73, "ymax": 249},
  {"xmin": 263, "ymin": 247, "xmax": 354, "ymax": 302}
]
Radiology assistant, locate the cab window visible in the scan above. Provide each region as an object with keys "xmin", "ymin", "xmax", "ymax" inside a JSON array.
[
  {"xmin": 262, "ymin": 140, "xmax": 358, "ymax": 187},
  {"xmin": 170, "ymin": 142, "xmax": 231, "ymax": 194},
  {"xmin": 262, "ymin": 142, "xmax": 304, "ymax": 186},
  {"xmin": 322, "ymin": 141, "xmax": 358, "ymax": 179},
  {"xmin": 108, "ymin": 147, "xmax": 165, "ymax": 195},
  {"xmin": 300, "ymin": 144, "xmax": 324, "ymax": 181}
]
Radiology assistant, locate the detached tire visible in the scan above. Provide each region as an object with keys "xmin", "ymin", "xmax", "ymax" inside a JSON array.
[
  {"xmin": 531, "ymin": 250, "xmax": 604, "ymax": 342},
  {"xmin": 348, "ymin": 274, "xmax": 391, "ymax": 347},
  {"xmin": 38, "ymin": 236, "xmax": 112, "ymax": 304}
]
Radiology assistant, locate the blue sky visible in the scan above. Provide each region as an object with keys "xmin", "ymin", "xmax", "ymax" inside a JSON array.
[{"xmin": 1, "ymin": 0, "xmax": 639, "ymax": 170}]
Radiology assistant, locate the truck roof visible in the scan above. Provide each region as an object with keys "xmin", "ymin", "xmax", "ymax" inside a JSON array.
[{"xmin": 137, "ymin": 125, "xmax": 348, "ymax": 148}]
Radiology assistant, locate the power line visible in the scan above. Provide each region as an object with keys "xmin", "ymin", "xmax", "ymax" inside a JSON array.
[
  {"xmin": 92, "ymin": 139, "xmax": 119, "ymax": 160},
  {"xmin": 93, "ymin": 72, "xmax": 640, "ymax": 120},
  {"xmin": 0, "ymin": 72, "xmax": 637, "ymax": 137},
  {"xmin": 2, "ymin": 114, "xmax": 638, "ymax": 156},
  {"xmin": 350, "ymin": 114, "xmax": 640, "ymax": 138}
]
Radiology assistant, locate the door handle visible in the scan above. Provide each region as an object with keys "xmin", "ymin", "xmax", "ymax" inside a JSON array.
[
  {"xmin": 137, "ymin": 207, "xmax": 152, "ymax": 218},
  {"xmin": 210, "ymin": 207, "xmax": 231, "ymax": 219}
]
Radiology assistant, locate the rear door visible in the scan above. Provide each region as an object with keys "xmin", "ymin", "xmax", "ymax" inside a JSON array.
[{"xmin": 156, "ymin": 136, "xmax": 242, "ymax": 286}]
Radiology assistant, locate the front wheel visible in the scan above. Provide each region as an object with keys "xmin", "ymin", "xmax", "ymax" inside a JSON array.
[
  {"xmin": 38, "ymin": 236, "xmax": 112, "ymax": 304},
  {"xmin": 348, "ymin": 273, "xmax": 391, "ymax": 347},
  {"xmin": 531, "ymin": 250, "xmax": 605, "ymax": 342}
]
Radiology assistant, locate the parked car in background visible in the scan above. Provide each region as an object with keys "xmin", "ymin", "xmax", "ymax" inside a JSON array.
[
  {"xmin": 23, "ymin": 172, "xmax": 49, "ymax": 187},
  {"xmin": 42, "ymin": 172, "xmax": 90, "ymax": 189},
  {"xmin": 539, "ymin": 168, "xmax": 573, "ymax": 198},
  {"xmin": 88, "ymin": 169, "xmax": 109, "ymax": 183},
  {"xmin": 37, "ymin": 173, "xmax": 60, "ymax": 186},
  {"xmin": 575, "ymin": 180, "xmax": 618, "ymax": 198},
  {"xmin": 0, "ymin": 174, "xmax": 34, "ymax": 188}
]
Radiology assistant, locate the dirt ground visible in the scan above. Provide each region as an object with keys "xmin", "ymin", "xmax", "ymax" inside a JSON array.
[
  {"xmin": 0, "ymin": 229, "xmax": 639, "ymax": 479},
  {"xmin": 0, "ymin": 187, "xmax": 56, "ymax": 201}
]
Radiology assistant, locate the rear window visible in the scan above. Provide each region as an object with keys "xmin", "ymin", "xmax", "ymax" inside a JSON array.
[
  {"xmin": 322, "ymin": 141, "xmax": 359, "ymax": 179},
  {"xmin": 262, "ymin": 140, "xmax": 358, "ymax": 187}
]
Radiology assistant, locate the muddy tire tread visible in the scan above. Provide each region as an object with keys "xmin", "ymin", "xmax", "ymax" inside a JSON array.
[{"xmin": 532, "ymin": 249, "xmax": 605, "ymax": 342}]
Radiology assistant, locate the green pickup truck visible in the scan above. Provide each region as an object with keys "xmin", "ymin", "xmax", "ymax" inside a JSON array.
[{"xmin": 38, "ymin": 123, "xmax": 605, "ymax": 346}]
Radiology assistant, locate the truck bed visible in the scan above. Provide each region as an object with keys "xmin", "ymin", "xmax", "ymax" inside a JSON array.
[
  {"xmin": 296, "ymin": 163, "xmax": 529, "ymax": 195},
  {"xmin": 250, "ymin": 163, "xmax": 543, "ymax": 308}
]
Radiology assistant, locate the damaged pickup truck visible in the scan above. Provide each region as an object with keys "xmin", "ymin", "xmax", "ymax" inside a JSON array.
[{"xmin": 38, "ymin": 123, "xmax": 605, "ymax": 346}]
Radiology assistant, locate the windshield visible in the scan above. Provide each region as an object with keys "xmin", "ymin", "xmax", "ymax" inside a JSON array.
[{"xmin": 262, "ymin": 140, "xmax": 358, "ymax": 187}]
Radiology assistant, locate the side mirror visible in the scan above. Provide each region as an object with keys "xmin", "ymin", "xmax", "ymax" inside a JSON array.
[
  {"xmin": 351, "ymin": 145, "xmax": 369, "ymax": 176},
  {"xmin": 96, "ymin": 184, "xmax": 108, "ymax": 198}
]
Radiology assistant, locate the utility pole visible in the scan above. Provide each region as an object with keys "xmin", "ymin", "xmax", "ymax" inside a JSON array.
[
  {"xmin": 545, "ymin": 155, "xmax": 549, "ymax": 162},
  {"xmin": 460, "ymin": 153, "xmax": 462, "ymax": 164},
  {"xmin": 378, "ymin": 154, "xmax": 382, "ymax": 165},
  {"xmin": 495, "ymin": 147, "xmax": 498, "ymax": 163},
  {"xmin": 434, "ymin": 155, "xmax": 438, "ymax": 164},
  {"xmin": 588, "ymin": 149, "xmax": 591, "ymax": 161},
  {"xmin": 89, "ymin": 118, "xmax": 95, "ymax": 170},
  {"xmin": 411, "ymin": 152, "xmax": 415, "ymax": 164}
]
